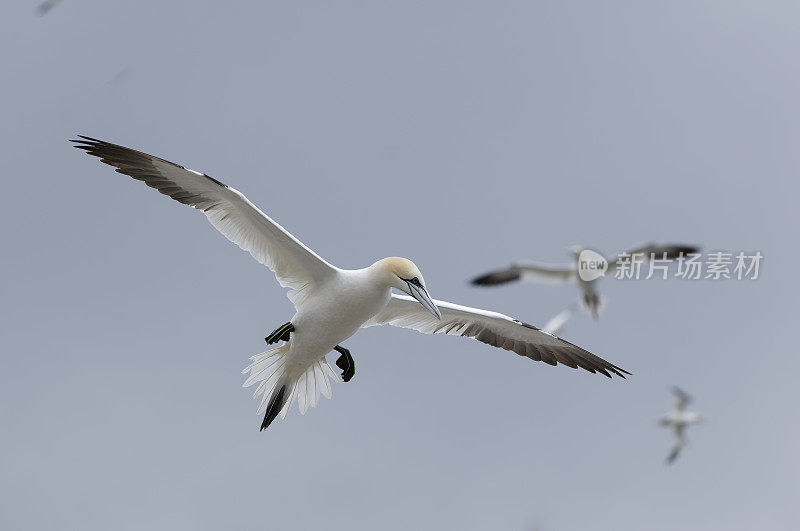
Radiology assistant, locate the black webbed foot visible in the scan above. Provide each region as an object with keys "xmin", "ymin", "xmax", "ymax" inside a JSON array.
[
  {"xmin": 334, "ymin": 345, "xmax": 355, "ymax": 382},
  {"xmin": 265, "ymin": 322, "xmax": 294, "ymax": 344}
]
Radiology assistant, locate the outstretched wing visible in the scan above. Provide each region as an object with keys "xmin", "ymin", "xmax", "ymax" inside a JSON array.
[
  {"xmin": 364, "ymin": 295, "xmax": 628, "ymax": 378},
  {"xmin": 672, "ymin": 386, "xmax": 692, "ymax": 411},
  {"xmin": 666, "ymin": 423, "xmax": 687, "ymax": 464},
  {"xmin": 471, "ymin": 261, "xmax": 575, "ymax": 286},
  {"xmin": 608, "ymin": 243, "xmax": 699, "ymax": 271},
  {"xmin": 72, "ymin": 136, "xmax": 336, "ymax": 308}
]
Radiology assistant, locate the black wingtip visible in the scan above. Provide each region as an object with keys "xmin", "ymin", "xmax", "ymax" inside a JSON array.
[
  {"xmin": 672, "ymin": 385, "xmax": 690, "ymax": 399},
  {"xmin": 70, "ymin": 136, "xmax": 103, "ymax": 150},
  {"xmin": 601, "ymin": 364, "xmax": 630, "ymax": 379},
  {"xmin": 260, "ymin": 385, "xmax": 288, "ymax": 432},
  {"xmin": 470, "ymin": 269, "xmax": 521, "ymax": 286},
  {"xmin": 71, "ymin": 135, "xmax": 100, "ymax": 143},
  {"xmin": 663, "ymin": 245, "xmax": 701, "ymax": 259},
  {"xmin": 674, "ymin": 245, "xmax": 700, "ymax": 258},
  {"xmin": 666, "ymin": 446, "xmax": 681, "ymax": 465},
  {"xmin": 70, "ymin": 135, "xmax": 229, "ymax": 189}
]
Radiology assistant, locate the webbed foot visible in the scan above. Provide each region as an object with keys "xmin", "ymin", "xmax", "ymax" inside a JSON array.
[
  {"xmin": 265, "ymin": 322, "xmax": 294, "ymax": 344},
  {"xmin": 334, "ymin": 345, "xmax": 355, "ymax": 382}
]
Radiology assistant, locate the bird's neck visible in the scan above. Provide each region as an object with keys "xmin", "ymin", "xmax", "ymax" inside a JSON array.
[{"xmin": 363, "ymin": 259, "xmax": 396, "ymax": 287}]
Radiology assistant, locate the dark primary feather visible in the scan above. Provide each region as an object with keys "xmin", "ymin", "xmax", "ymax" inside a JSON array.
[
  {"xmin": 666, "ymin": 444, "xmax": 682, "ymax": 465},
  {"xmin": 612, "ymin": 243, "xmax": 700, "ymax": 263},
  {"xmin": 71, "ymin": 136, "xmax": 228, "ymax": 207},
  {"xmin": 662, "ymin": 245, "xmax": 699, "ymax": 258},
  {"xmin": 471, "ymin": 266, "xmax": 521, "ymax": 286},
  {"xmin": 474, "ymin": 319, "xmax": 630, "ymax": 378}
]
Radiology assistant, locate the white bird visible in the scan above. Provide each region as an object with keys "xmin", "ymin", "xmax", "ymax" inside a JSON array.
[
  {"xmin": 73, "ymin": 136, "xmax": 629, "ymax": 430},
  {"xmin": 659, "ymin": 386, "xmax": 703, "ymax": 464},
  {"xmin": 471, "ymin": 243, "xmax": 699, "ymax": 318}
]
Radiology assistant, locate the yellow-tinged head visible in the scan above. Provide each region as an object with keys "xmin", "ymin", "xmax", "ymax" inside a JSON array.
[
  {"xmin": 381, "ymin": 257, "xmax": 422, "ymax": 280},
  {"xmin": 374, "ymin": 257, "xmax": 442, "ymax": 319}
]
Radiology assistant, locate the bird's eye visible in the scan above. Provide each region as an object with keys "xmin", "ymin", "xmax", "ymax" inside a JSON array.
[{"xmin": 411, "ymin": 277, "xmax": 420, "ymax": 285}]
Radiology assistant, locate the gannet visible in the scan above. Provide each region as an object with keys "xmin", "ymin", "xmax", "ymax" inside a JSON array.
[
  {"xmin": 659, "ymin": 387, "xmax": 703, "ymax": 464},
  {"xmin": 471, "ymin": 243, "xmax": 699, "ymax": 318},
  {"xmin": 72, "ymin": 136, "xmax": 629, "ymax": 431}
]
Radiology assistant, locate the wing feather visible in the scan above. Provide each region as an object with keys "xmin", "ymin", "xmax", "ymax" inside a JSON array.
[
  {"xmin": 608, "ymin": 243, "xmax": 700, "ymax": 272},
  {"xmin": 472, "ymin": 262, "xmax": 575, "ymax": 286},
  {"xmin": 364, "ymin": 295, "xmax": 629, "ymax": 378},
  {"xmin": 72, "ymin": 136, "xmax": 336, "ymax": 307}
]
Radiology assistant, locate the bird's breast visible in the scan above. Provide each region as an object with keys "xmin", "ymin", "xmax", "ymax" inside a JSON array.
[{"xmin": 292, "ymin": 272, "xmax": 391, "ymax": 351}]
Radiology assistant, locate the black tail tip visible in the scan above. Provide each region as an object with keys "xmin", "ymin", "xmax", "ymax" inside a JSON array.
[{"xmin": 259, "ymin": 385, "xmax": 287, "ymax": 432}]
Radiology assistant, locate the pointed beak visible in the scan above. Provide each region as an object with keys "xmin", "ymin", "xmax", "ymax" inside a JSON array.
[{"xmin": 407, "ymin": 282, "xmax": 442, "ymax": 320}]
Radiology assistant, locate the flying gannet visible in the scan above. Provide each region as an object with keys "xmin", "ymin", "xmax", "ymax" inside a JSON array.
[
  {"xmin": 73, "ymin": 136, "xmax": 629, "ymax": 430},
  {"xmin": 659, "ymin": 386, "xmax": 703, "ymax": 464},
  {"xmin": 471, "ymin": 243, "xmax": 699, "ymax": 318}
]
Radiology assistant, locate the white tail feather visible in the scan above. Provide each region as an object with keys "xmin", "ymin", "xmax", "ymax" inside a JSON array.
[{"xmin": 242, "ymin": 344, "xmax": 339, "ymax": 422}]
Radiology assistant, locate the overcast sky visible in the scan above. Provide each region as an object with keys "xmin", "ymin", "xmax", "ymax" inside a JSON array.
[{"xmin": 1, "ymin": 2, "xmax": 798, "ymax": 530}]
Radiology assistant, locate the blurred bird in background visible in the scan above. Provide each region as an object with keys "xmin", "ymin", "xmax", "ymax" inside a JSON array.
[
  {"xmin": 659, "ymin": 387, "xmax": 703, "ymax": 465},
  {"xmin": 471, "ymin": 243, "xmax": 699, "ymax": 318}
]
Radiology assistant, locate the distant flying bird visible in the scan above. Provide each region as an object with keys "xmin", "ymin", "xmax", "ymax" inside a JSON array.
[
  {"xmin": 659, "ymin": 387, "xmax": 703, "ymax": 464},
  {"xmin": 471, "ymin": 243, "xmax": 699, "ymax": 318},
  {"xmin": 36, "ymin": 0, "xmax": 62, "ymax": 16},
  {"xmin": 73, "ymin": 137, "xmax": 629, "ymax": 431}
]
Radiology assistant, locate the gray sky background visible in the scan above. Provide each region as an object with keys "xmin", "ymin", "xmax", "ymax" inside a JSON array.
[{"xmin": 1, "ymin": 2, "xmax": 798, "ymax": 530}]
